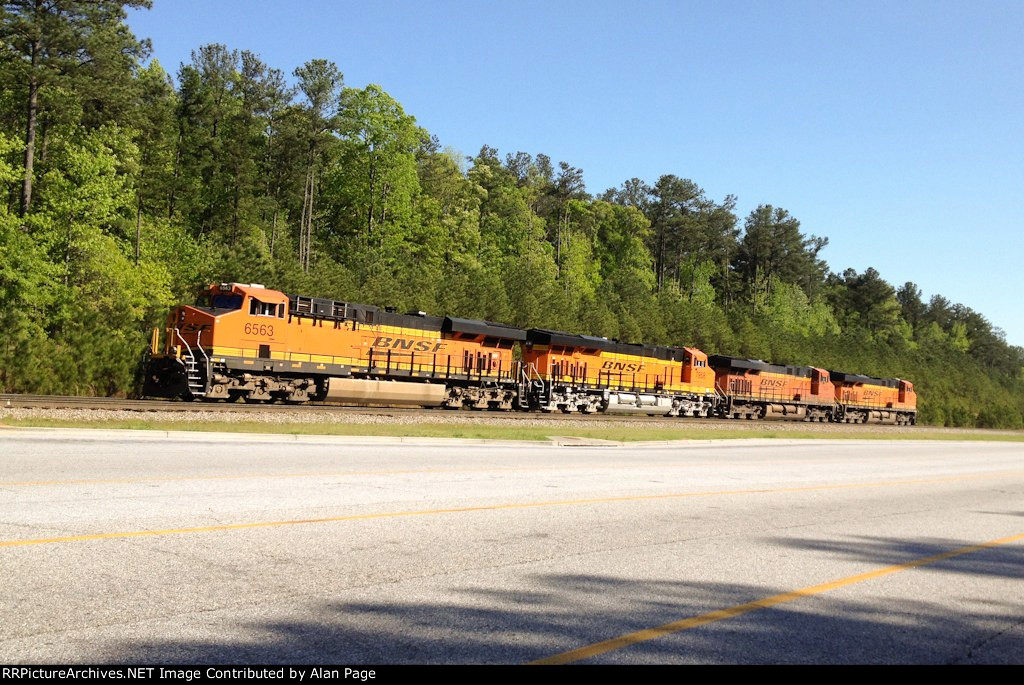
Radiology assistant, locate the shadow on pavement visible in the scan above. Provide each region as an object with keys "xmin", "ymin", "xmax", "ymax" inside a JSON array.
[{"xmin": 105, "ymin": 535, "xmax": 1024, "ymax": 664}]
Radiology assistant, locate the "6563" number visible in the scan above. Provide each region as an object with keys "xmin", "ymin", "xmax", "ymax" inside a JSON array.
[{"xmin": 244, "ymin": 323, "xmax": 274, "ymax": 337}]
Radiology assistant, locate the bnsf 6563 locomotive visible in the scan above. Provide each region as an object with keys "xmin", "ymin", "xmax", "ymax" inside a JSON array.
[
  {"xmin": 145, "ymin": 282, "xmax": 525, "ymax": 408},
  {"xmin": 144, "ymin": 282, "xmax": 916, "ymax": 425}
]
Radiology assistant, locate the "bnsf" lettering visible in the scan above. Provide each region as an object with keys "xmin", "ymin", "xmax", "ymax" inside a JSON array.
[
  {"xmin": 602, "ymin": 361, "xmax": 643, "ymax": 373},
  {"xmin": 760, "ymin": 379, "xmax": 787, "ymax": 388},
  {"xmin": 372, "ymin": 337, "xmax": 445, "ymax": 353}
]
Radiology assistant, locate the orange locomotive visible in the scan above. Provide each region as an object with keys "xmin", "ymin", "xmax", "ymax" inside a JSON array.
[
  {"xmin": 144, "ymin": 283, "xmax": 918, "ymax": 425},
  {"xmin": 520, "ymin": 329, "xmax": 717, "ymax": 416},
  {"xmin": 709, "ymin": 356, "xmax": 837, "ymax": 421},
  {"xmin": 144, "ymin": 282, "xmax": 526, "ymax": 408},
  {"xmin": 829, "ymin": 371, "xmax": 917, "ymax": 425}
]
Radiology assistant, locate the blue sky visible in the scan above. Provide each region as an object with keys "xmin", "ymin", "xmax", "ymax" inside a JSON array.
[{"xmin": 127, "ymin": 0, "xmax": 1024, "ymax": 346}]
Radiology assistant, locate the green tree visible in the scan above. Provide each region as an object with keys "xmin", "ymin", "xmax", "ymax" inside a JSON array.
[
  {"xmin": 171, "ymin": 44, "xmax": 237, "ymax": 233},
  {"xmin": 759, "ymin": 277, "xmax": 840, "ymax": 337},
  {"xmin": 332, "ymin": 84, "xmax": 424, "ymax": 252},
  {"xmin": 828, "ymin": 267, "xmax": 903, "ymax": 336},
  {"xmin": 734, "ymin": 205, "xmax": 828, "ymax": 307},
  {"xmin": 293, "ymin": 58, "xmax": 341, "ymax": 271},
  {"xmin": 0, "ymin": 0, "xmax": 151, "ymax": 215},
  {"xmin": 647, "ymin": 175, "xmax": 702, "ymax": 291},
  {"xmin": 132, "ymin": 58, "xmax": 176, "ymax": 260},
  {"xmin": 896, "ymin": 281, "xmax": 926, "ymax": 330},
  {"xmin": 0, "ymin": 130, "xmax": 54, "ymax": 390}
]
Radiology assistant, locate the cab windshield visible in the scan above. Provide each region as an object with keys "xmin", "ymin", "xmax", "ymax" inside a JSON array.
[{"xmin": 210, "ymin": 294, "xmax": 243, "ymax": 310}]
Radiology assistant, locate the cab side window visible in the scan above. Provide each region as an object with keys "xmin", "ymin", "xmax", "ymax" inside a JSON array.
[{"xmin": 249, "ymin": 298, "xmax": 283, "ymax": 318}]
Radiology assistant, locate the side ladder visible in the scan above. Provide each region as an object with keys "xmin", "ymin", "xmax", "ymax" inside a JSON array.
[
  {"xmin": 174, "ymin": 328, "xmax": 209, "ymax": 398},
  {"xmin": 183, "ymin": 354, "xmax": 207, "ymax": 398},
  {"xmin": 517, "ymin": 362, "xmax": 547, "ymax": 410}
]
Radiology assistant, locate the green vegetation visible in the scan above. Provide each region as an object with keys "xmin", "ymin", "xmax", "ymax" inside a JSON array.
[
  {"xmin": 3, "ymin": 417, "xmax": 1024, "ymax": 443},
  {"xmin": 1, "ymin": 2, "xmax": 1022, "ymax": 426}
]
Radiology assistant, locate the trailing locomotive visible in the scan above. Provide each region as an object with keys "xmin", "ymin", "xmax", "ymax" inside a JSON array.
[
  {"xmin": 830, "ymin": 371, "xmax": 917, "ymax": 425},
  {"xmin": 521, "ymin": 329, "xmax": 716, "ymax": 417},
  {"xmin": 710, "ymin": 356, "xmax": 836, "ymax": 422},
  {"xmin": 144, "ymin": 282, "xmax": 917, "ymax": 424}
]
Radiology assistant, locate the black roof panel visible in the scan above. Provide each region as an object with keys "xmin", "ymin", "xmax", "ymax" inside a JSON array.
[
  {"xmin": 710, "ymin": 355, "xmax": 813, "ymax": 378},
  {"xmin": 527, "ymin": 329, "xmax": 612, "ymax": 350},
  {"xmin": 527, "ymin": 330, "xmax": 688, "ymax": 360},
  {"xmin": 829, "ymin": 371, "xmax": 900, "ymax": 388},
  {"xmin": 445, "ymin": 317, "xmax": 527, "ymax": 341},
  {"xmin": 378, "ymin": 311, "xmax": 444, "ymax": 332}
]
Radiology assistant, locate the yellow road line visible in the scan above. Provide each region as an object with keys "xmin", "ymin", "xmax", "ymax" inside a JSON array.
[
  {"xmin": 530, "ymin": 531, "xmax": 1024, "ymax": 665},
  {"xmin": 1, "ymin": 471, "xmax": 1021, "ymax": 549}
]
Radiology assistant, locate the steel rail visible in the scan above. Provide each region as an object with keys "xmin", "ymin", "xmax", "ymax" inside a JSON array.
[{"xmin": 0, "ymin": 394, "xmax": 729, "ymax": 423}]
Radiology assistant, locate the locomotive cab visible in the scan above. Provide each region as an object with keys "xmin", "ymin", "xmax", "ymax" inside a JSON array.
[
  {"xmin": 810, "ymin": 368, "xmax": 834, "ymax": 400},
  {"xmin": 898, "ymin": 380, "xmax": 916, "ymax": 407},
  {"xmin": 155, "ymin": 283, "xmax": 286, "ymax": 356},
  {"xmin": 681, "ymin": 347, "xmax": 714, "ymax": 388},
  {"xmin": 145, "ymin": 283, "xmax": 288, "ymax": 400},
  {"xmin": 190, "ymin": 282, "xmax": 283, "ymax": 315}
]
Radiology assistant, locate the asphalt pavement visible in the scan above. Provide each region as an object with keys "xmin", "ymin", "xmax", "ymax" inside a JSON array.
[{"xmin": 1, "ymin": 428, "xmax": 1022, "ymax": 664}]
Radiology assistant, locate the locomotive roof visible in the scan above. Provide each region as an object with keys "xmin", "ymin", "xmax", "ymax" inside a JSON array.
[
  {"xmin": 527, "ymin": 329, "xmax": 610, "ymax": 349},
  {"xmin": 374, "ymin": 311, "xmax": 528, "ymax": 340},
  {"xmin": 708, "ymin": 355, "xmax": 814, "ymax": 378},
  {"xmin": 828, "ymin": 371, "xmax": 901, "ymax": 388},
  {"xmin": 380, "ymin": 310, "xmax": 444, "ymax": 331},
  {"xmin": 444, "ymin": 317, "xmax": 527, "ymax": 341},
  {"xmin": 285, "ymin": 292, "xmax": 527, "ymax": 339},
  {"xmin": 526, "ymin": 329, "xmax": 686, "ymax": 361}
]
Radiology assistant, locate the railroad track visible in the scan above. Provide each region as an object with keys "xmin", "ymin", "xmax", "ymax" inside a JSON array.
[
  {"xmin": 0, "ymin": 394, "xmax": 715, "ymax": 424},
  {"xmin": 2, "ymin": 395, "xmax": 937, "ymax": 433},
  {"xmin": 1, "ymin": 394, "xmax": 423, "ymax": 415}
]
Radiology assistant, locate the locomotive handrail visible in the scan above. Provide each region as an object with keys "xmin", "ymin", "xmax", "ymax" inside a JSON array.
[
  {"xmin": 195, "ymin": 327, "xmax": 211, "ymax": 369},
  {"xmin": 174, "ymin": 328, "xmax": 195, "ymax": 362}
]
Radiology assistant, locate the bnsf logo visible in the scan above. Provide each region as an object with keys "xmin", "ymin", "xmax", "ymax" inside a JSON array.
[
  {"xmin": 864, "ymin": 390, "xmax": 882, "ymax": 399},
  {"xmin": 602, "ymin": 361, "xmax": 643, "ymax": 372},
  {"xmin": 372, "ymin": 337, "xmax": 445, "ymax": 353},
  {"xmin": 760, "ymin": 379, "xmax": 787, "ymax": 388}
]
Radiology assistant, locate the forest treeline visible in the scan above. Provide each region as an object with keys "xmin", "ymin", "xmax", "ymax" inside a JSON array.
[{"xmin": 1, "ymin": 1, "xmax": 1022, "ymax": 426}]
